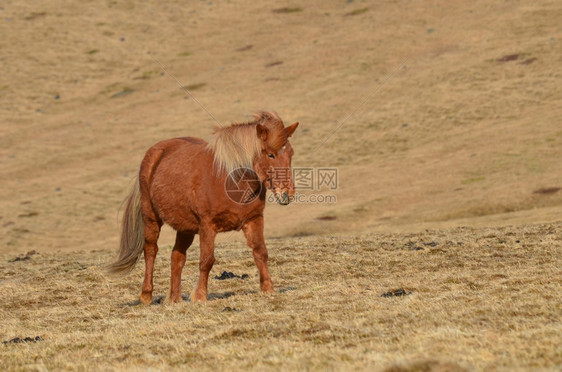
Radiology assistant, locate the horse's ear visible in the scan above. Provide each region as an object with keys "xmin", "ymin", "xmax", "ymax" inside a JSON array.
[
  {"xmin": 256, "ymin": 124, "xmax": 268, "ymax": 141},
  {"xmin": 285, "ymin": 122, "xmax": 299, "ymax": 138}
]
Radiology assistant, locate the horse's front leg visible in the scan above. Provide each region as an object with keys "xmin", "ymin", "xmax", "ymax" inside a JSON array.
[
  {"xmin": 168, "ymin": 231, "xmax": 195, "ymax": 303},
  {"xmin": 242, "ymin": 216, "xmax": 274, "ymax": 293},
  {"xmin": 191, "ymin": 225, "xmax": 216, "ymax": 302}
]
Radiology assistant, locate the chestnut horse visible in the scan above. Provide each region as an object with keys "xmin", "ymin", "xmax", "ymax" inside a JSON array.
[{"xmin": 108, "ymin": 112, "xmax": 299, "ymax": 304}]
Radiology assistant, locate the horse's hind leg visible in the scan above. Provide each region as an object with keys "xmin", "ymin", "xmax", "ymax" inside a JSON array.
[
  {"xmin": 168, "ymin": 231, "xmax": 195, "ymax": 303},
  {"xmin": 140, "ymin": 216, "xmax": 162, "ymax": 305}
]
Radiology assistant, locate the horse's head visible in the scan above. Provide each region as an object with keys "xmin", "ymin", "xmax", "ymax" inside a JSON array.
[{"xmin": 254, "ymin": 121, "xmax": 299, "ymax": 205}]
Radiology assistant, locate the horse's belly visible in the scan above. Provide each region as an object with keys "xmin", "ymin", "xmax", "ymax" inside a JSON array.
[
  {"xmin": 166, "ymin": 212, "xmax": 199, "ymax": 233},
  {"xmin": 212, "ymin": 210, "xmax": 261, "ymax": 233},
  {"xmin": 152, "ymin": 196, "xmax": 198, "ymax": 231},
  {"xmin": 150, "ymin": 176, "xmax": 200, "ymax": 232}
]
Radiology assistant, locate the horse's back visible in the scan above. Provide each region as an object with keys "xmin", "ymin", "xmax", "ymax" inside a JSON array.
[
  {"xmin": 139, "ymin": 136, "xmax": 208, "ymax": 184},
  {"xmin": 147, "ymin": 136, "xmax": 206, "ymax": 153},
  {"xmin": 177, "ymin": 137, "xmax": 206, "ymax": 146}
]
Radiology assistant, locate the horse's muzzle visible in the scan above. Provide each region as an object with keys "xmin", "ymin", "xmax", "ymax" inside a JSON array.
[
  {"xmin": 273, "ymin": 190, "xmax": 294, "ymax": 205},
  {"xmin": 278, "ymin": 191, "xmax": 290, "ymax": 205}
]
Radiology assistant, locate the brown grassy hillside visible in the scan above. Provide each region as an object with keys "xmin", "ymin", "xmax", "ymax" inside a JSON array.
[{"xmin": 1, "ymin": 0, "xmax": 561, "ymax": 253}]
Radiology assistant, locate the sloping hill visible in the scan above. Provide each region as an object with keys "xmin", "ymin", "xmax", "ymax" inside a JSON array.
[{"xmin": 1, "ymin": 0, "xmax": 561, "ymax": 254}]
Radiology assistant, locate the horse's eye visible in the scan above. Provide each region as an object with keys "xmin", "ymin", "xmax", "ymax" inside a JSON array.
[{"xmin": 268, "ymin": 154, "xmax": 275, "ymax": 159}]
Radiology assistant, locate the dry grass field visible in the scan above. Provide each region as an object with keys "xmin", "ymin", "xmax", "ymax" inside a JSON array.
[
  {"xmin": 1, "ymin": 0, "xmax": 561, "ymax": 370},
  {"xmin": 2, "ymin": 224, "xmax": 561, "ymax": 371}
]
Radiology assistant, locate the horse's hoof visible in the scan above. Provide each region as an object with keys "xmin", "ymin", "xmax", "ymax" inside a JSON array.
[
  {"xmin": 166, "ymin": 293, "xmax": 183, "ymax": 304},
  {"xmin": 261, "ymin": 282, "xmax": 274, "ymax": 293},
  {"xmin": 139, "ymin": 292, "xmax": 153, "ymax": 305},
  {"xmin": 190, "ymin": 290, "xmax": 207, "ymax": 302}
]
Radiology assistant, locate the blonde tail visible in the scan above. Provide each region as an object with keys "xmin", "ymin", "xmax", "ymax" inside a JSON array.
[{"xmin": 107, "ymin": 178, "xmax": 144, "ymax": 274}]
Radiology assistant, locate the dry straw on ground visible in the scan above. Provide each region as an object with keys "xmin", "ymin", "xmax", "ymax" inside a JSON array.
[{"xmin": 1, "ymin": 224, "xmax": 561, "ymax": 370}]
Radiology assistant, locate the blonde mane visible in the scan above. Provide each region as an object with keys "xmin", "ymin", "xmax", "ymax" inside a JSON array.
[{"xmin": 206, "ymin": 111, "xmax": 287, "ymax": 174}]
